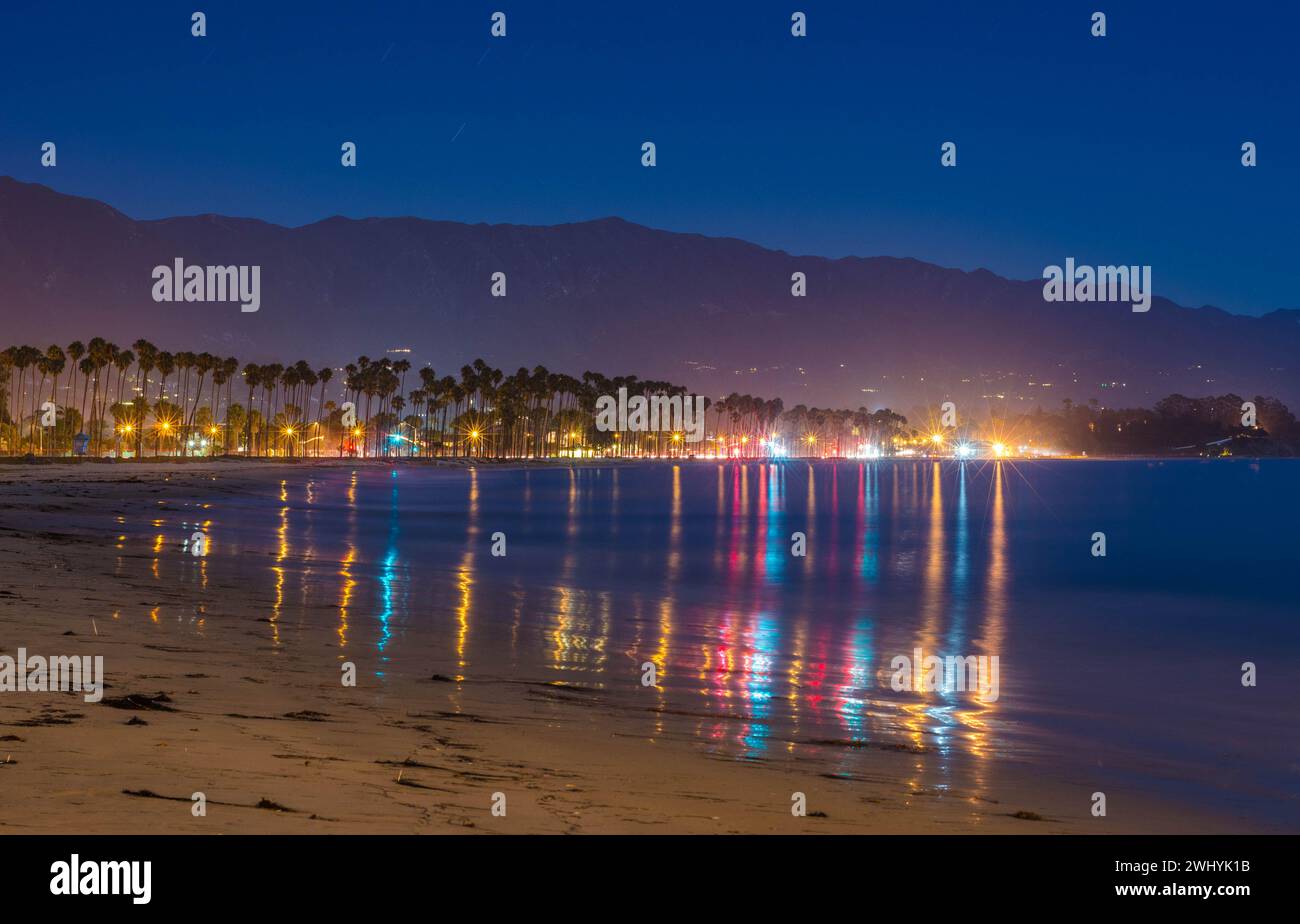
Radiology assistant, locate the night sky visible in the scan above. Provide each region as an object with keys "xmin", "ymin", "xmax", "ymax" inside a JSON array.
[{"xmin": 2, "ymin": 0, "xmax": 1296, "ymax": 315}]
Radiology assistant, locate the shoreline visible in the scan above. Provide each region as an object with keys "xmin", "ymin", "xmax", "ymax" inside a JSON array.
[{"xmin": 1, "ymin": 453, "xmax": 1290, "ymax": 478}]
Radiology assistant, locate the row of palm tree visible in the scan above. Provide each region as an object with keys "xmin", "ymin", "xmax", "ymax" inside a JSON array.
[{"xmin": 0, "ymin": 339, "xmax": 915, "ymax": 459}]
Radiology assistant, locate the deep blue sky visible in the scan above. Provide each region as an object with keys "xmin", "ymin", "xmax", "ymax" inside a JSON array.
[{"xmin": 2, "ymin": 1, "xmax": 1296, "ymax": 315}]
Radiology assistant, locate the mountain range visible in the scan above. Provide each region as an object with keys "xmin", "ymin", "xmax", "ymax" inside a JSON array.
[{"xmin": 2, "ymin": 175, "xmax": 1296, "ymax": 412}]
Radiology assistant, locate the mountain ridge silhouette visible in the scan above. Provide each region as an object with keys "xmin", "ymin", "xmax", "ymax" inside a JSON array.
[{"xmin": 3, "ymin": 175, "xmax": 1296, "ymax": 409}]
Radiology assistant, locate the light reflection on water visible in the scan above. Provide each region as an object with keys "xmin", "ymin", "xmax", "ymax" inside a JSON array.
[{"xmin": 124, "ymin": 460, "xmax": 1300, "ymax": 827}]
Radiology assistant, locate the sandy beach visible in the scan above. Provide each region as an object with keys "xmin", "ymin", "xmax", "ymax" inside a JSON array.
[{"xmin": 0, "ymin": 461, "xmax": 1262, "ymax": 834}]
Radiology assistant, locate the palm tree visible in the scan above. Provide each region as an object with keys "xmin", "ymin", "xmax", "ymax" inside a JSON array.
[
  {"xmin": 112, "ymin": 348, "xmax": 134, "ymax": 454},
  {"xmin": 76, "ymin": 355, "xmax": 94, "ymax": 448},
  {"xmin": 173, "ymin": 351, "xmax": 196, "ymax": 451},
  {"xmin": 131, "ymin": 340, "xmax": 157, "ymax": 455},
  {"xmin": 64, "ymin": 341, "xmax": 85, "ymax": 443},
  {"xmin": 209, "ymin": 357, "xmax": 230, "ymax": 453},
  {"xmin": 14, "ymin": 345, "xmax": 44, "ymax": 451},
  {"xmin": 41, "ymin": 345, "xmax": 66, "ymax": 455},
  {"xmin": 153, "ymin": 352, "xmax": 175, "ymax": 455},
  {"xmin": 219, "ymin": 357, "xmax": 239, "ymax": 453},
  {"xmin": 242, "ymin": 364, "xmax": 261, "ymax": 455},
  {"xmin": 314, "ymin": 367, "xmax": 333, "ymax": 456},
  {"xmin": 0, "ymin": 347, "xmax": 15, "ymax": 452}
]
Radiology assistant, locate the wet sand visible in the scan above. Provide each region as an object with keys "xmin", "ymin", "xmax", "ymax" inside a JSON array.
[{"xmin": 0, "ymin": 461, "xmax": 1238, "ymax": 833}]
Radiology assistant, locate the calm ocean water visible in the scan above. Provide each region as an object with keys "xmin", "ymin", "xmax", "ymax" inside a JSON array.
[{"xmin": 115, "ymin": 460, "xmax": 1300, "ymax": 829}]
